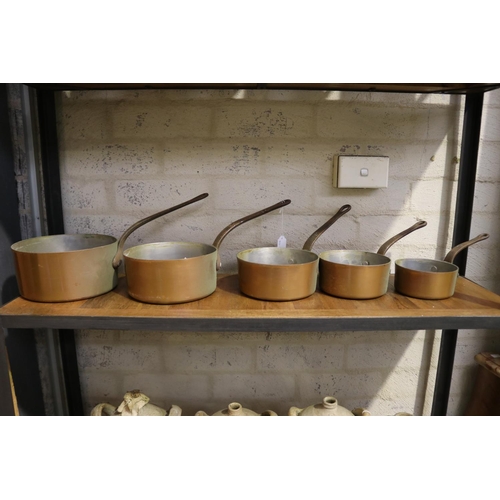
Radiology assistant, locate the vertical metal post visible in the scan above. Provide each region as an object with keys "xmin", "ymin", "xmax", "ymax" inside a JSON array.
[
  {"xmin": 21, "ymin": 85, "xmax": 67, "ymax": 416},
  {"xmin": 36, "ymin": 89, "xmax": 84, "ymax": 416},
  {"xmin": 431, "ymin": 92, "xmax": 484, "ymax": 416}
]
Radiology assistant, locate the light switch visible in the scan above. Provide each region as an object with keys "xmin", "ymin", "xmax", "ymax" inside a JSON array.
[{"xmin": 334, "ymin": 155, "xmax": 389, "ymax": 188}]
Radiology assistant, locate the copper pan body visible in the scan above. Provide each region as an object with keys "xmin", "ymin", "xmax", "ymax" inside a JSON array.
[
  {"xmin": 237, "ymin": 248, "xmax": 319, "ymax": 301},
  {"xmin": 12, "ymin": 234, "xmax": 118, "ymax": 302},
  {"xmin": 317, "ymin": 220, "xmax": 428, "ymax": 299},
  {"xmin": 122, "ymin": 199, "xmax": 292, "ymax": 304},
  {"xmin": 394, "ymin": 233, "xmax": 489, "ymax": 299},
  {"xmin": 236, "ymin": 204, "xmax": 352, "ymax": 301},
  {"xmin": 319, "ymin": 251, "xmax": 391, "ymax": 299},
  {"xmin": 123, "ymin": 242, "xmax": 217, "ymax": 304},
  {"xmin": 11, "ymin": 193, "xmax": 209, "ymax": 302}
]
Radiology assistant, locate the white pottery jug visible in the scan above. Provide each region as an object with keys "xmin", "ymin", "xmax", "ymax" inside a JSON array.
[
  {"xmin": 288, "ymin": 396, "xmax": 370, "ymax": 416},
  {"xmin": 195, "ymin": 401, "xmax": 277, "ymax": 416}
]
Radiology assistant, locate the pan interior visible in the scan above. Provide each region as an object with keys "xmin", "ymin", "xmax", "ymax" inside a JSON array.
[
  {"xmin": 237, "ymin": 247, "xmax": 317, "ymax": 265},
  {"xmin": 320, "ymin": 250, "xmax": 390, "ymax": 266},
  {"xmin": 124, "ymin": 242, "xmax": 216, "ymax": 261},
  {"xmin": 11, "ymin": 234, "xmax": 117, "ymax": 253},
  {"xmin": 396, "ymin": 258, "xmax": 457, "ymax": 273}
]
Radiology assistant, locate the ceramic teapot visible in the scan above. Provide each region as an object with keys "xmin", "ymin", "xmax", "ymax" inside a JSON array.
[
  {"xmin": 195, "ymin": 401, "xmax": 278, "ymax": 416},
  {"xmin": 288, "ymin": 396, "xmax": 371, "ymax": 416},
  {"xmin": 90, "ymin": 390, "xmax": 182, "ymax": 416}
]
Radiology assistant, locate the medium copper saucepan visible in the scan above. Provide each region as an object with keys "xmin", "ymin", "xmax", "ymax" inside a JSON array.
[
  {"xmin": 121, "ymin": 199, "xmax": 291, "ymax": 304},
  {"xmin": 314, "ymin": 220, "xmax": 428, "ymax": 299},
  {"xmin": 233, "ymin": 204, "xmax": 352, "ymax": 301},
  {"xmin": 394, "ymin": 233, "xmax": 489, "ymax": 299},
  {"xmin": 11, "ymin": 193, "xmax": 209, "ymax": 302}
]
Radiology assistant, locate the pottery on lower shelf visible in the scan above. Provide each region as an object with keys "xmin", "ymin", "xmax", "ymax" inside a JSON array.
[
  {"xmin": 90, "ymin": 390, "xmax": 182, "ymax": 416},
  {"xmin": 288, "ymin": 396, "xmax": 371, "ymax": 416},
  {"xmin": 195, "ymin": 401, "xmax": 278, "ymax": 416},
  {"xmin": 90, "ymin": 402, "xmax": 117, "ymax": 416}
]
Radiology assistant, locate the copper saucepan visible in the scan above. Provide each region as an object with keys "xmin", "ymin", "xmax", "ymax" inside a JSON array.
[
  {"xmin": 121, "ymin": 199, "xmax": 291, "ymax": 304},
  {"xmin": 233, "ymin": 204, "xmax": 352, "ymax": 301},
  {"xmin": 11, "ymin": 193, "xmax": 209, "ymax": 302},
  {"xmin": 394, "ymin": 233, "xmax": 489, "ymax": 299},
  {"xmin": 314, "ymin": 220, "xmax": 428, "ymax": 299}
]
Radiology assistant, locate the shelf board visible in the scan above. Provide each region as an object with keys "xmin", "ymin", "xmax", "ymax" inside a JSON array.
[
  {"xmin": 1, "ymin": 275, "xmax": 500, "ymax": 332},
  {"xmin": 25, "ymin": 83, "xmax": 500, "ymax": 94}
]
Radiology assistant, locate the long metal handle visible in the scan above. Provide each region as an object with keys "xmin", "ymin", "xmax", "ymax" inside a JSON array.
[
  {"xmin": 302, "ymin": 204, "xmax": 351, "ymax": 251},
  {"xmin": 112, "ymin": 193, "xmax": 209, "ymax": 268},
  {"xmin": 444, "ymin": 233, "xmax": 489, "ymax": 263},
  {"xmin": 212, "ymin": 199, "xmax": 292, "ymax": 271},
  {"xmin": 376, "ymin": 220, "xmax": 427, "ymax": 256}
]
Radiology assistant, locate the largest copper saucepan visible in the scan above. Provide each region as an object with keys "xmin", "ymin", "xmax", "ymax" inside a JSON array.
[
  {"xmin": 233, "ymin": 204, "xmax": 352, "ymax": 301},
  {"xmin": 394, "ymin": 233, "xmax": 489, "ymax": 299},
  {"xmin": 11, "ymin": 193, "xmax": 209, "ymax": 302},
  {"xmin": 314, "ymin": 220, "xmax": 428, "ymax": 299},
  {"xmin": 121, "ymin": 199, "xmax": 291, "ymax": 304}
]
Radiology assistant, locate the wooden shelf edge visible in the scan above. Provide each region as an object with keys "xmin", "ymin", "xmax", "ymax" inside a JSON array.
[
  {"xmin": 24, "ymin": 83, "xmax": 500, "ymax": 94},
  {"xmin": 1, "ymin": 275, "xmax": 500, "ymax": 332}
]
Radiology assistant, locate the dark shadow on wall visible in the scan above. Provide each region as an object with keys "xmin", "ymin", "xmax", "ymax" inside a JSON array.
[{"xmin": 0, "ymin": 83, "xmax": 45, "ymax": 415}]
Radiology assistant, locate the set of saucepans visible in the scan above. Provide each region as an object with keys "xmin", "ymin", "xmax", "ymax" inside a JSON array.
[{"xmin": 11, "ymin": 193, "xmax": 489, "ymax": 304}]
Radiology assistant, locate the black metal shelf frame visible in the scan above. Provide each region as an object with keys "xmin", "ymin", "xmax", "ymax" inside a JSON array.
[{"xmin": 31, "ymin": 85, "xmax": 491, "ymax": 416}]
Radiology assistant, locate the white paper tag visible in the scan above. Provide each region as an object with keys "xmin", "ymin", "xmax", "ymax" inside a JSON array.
[{"xmin": 277, "ymin": 235, "xmax": 287, "ymax": 248}]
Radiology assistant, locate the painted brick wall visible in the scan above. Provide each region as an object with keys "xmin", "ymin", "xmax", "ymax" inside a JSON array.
[{"xmin": 55, "ymin": 89, "xmax": 500, "ymax": 416}]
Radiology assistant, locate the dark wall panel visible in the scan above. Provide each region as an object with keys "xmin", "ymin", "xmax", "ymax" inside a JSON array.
[{"xmin": 0, "ymin": 84, "xmax": 45, "ymax": 415}]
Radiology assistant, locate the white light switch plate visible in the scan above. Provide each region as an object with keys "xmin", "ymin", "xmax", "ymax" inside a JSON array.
[{"xmin": 333, "ymin": 155, "xmax": 389, "ymax": 188}]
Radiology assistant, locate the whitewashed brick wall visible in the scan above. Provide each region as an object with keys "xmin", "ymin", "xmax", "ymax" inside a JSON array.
[{"xmin": 55, "ymin": 88, "xmax": 500, "ymax": 416}]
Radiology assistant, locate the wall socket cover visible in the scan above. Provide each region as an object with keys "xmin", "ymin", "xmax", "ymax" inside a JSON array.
[{"xmin": 333, "ymin": 155, "xmax": 389, "ymax": 188}]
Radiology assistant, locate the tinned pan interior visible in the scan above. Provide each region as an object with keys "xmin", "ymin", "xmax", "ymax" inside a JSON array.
[
  {"xmin": 123, "ymin": 242, "xmax": 218, "ymax": 304},
  {"xmin": 394, "ymin": 258, "xmax": 458, "ymax": 299},
  {"xmin": 319, "ymin": 250, "xmax": 391, "ymax": 299},
  {"xmin": 12, "ymin": 234, "xmax": 117, "ymax": 253},
  {"xmin": 395, "ymin": 258, "xmax": 458, "ymax": 274},
  {"xmin": 237, "ymin": 247, "xmax": 319, "ymax": 301},
  {"xmin": 319, "ymin": 250, "xmax": 391, "ymax": 267},
  {"xmin": 123, "ymin": 241, "xmax": 216, "ymax": 261},
  {"xmin": 11, "ymin": 234, "xmax": 118, "ymax": 302}
]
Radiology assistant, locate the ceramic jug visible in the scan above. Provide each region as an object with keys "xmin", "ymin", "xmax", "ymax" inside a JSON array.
[
  {"xmin": 288, "ymin": 396, "xmax": 371, "ymax": 416},
  {"xmin": 195, "ymin": 401, "xmax": 278, "ymax": 416},
  {"xmin": 90, "ymin": 390, "xmax": 182, "ymax": 416}
]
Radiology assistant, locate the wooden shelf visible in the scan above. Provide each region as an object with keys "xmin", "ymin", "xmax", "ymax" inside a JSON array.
[
  {"xmin": 2, "ymin": 275, "xmax": 500, "ymax": 332},
  {"xmin": 25, "ymin": 83, "xmax": 500, "ymax": 94}
]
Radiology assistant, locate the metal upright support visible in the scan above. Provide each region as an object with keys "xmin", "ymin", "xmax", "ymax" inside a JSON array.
[
  {"xmin": 431, "ymin": 91, "xmax": 484, "ymax": 416},
  {"xmin": 36, "ymin": 89, "xmax": 84, "ymax": 416}
]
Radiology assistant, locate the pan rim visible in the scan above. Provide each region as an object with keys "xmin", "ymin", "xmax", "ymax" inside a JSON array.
[
  {"xmin": 237, "ymin": 247, "xmax": 319, "ymax": 266},
  {"xmin": 395, "ymin": 258, "xmax": 458, "ymax": 274},
  {"xmin": 319, "ymin": 249, "xmax": 391, "ymax": 267},
  {"xmin": 11, "ymin": 233, "xmax": 117, "ymax": 254},
  {"xmin": 123, "ymin": 241, "xmax": 217, "ymax": 262}
]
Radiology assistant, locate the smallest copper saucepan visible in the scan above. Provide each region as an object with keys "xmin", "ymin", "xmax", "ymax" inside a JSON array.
[{"xmin": 394, "ymin": 233, "xmax": 489, "ymax": 299}]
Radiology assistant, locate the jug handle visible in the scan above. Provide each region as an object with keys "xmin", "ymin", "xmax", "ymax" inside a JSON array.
[
  {"xmin": 212, "ymin": 199, "xmax": 291, "ymax": 271},
  {"xmin": 288, "ymin": 406, "xmax": 303, "ymax": 416},
  {"xmin": 302, "ymin": 204, "xmax": 351, "ymax": 251},
  {"xmin": 112, "ymin": 193, "xmax": 209, "ymax": 269},
  {"xmin": 352, "ymin": 407, "xmax": 371, "ymax": 416},
  {"xmin": 168, "ymin": 405, "xmax": 182, "ymax": 416}
]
